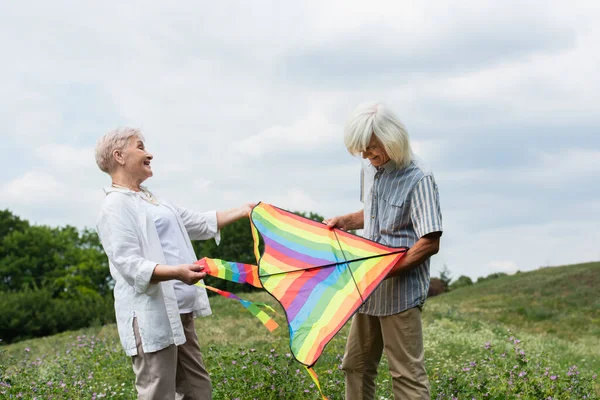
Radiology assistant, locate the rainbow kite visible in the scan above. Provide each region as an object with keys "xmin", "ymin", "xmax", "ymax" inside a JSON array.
[{"xmin": 196, "ymin": 202, "xmax": 407, "ymax": 368}]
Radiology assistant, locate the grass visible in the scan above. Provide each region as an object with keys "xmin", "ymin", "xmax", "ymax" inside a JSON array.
[{"xmin": 1, "ymin": 262, "xmax": 598, "ymax": 399}]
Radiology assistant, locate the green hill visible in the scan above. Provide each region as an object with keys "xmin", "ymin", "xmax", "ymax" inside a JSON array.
[
  {"xmin": 1, "ymin": 261, "xmax": 598, "ymax": 399},
  {"xmin": 427, "ymin": 261, "xmax": 600, "ymax": 339}
]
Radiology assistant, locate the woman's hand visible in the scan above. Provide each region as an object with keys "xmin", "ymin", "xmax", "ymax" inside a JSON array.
[
  {"xmin": 176, "ymin": 263, "xmax": 207, "ymax": 285},
  {"xmin": 239, "ymin": 202, "xmax": 257, "ymax": 218}
]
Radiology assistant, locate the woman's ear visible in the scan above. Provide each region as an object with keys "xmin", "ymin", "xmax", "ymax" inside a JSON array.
[{"xmin": 113, "ymin": 149, "xmax": 125, "ymax": 166}]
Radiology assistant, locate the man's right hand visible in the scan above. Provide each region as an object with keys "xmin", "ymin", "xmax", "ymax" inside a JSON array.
[
  {"xmin": 177, "ymin": 263, "xmax": 206, "ymax": 285},
  {"xmin": 323, "ymin": 216, "xmax": 344, "ymax": 230}
]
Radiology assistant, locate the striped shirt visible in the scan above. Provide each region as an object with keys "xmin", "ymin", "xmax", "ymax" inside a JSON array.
[{"xmin": 359, "ymin": 157, "xmax": 443, "ymax": 316}]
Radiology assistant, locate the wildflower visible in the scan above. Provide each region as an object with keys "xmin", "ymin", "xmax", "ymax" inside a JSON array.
[
  {"xmin": 519, "ymin": 371, "xmax": 527, "ymax": 377},
  {"xmin": 550, "ymin": 375, "xmax": 557, "ymax": 380},
  {"xmin": 25, "ymin": 348, "xmax": 31, "ymax": 352},
  {"xmin": 484, "ymin": 341, "xmax": 491, "ymax": 349},
  {"xmin": 463, "ymin": 367, "xmax": 471, "ymax": 372},
  {"xmin": 231, "ymin": 360, "xmax": 237, "ymax": 365}
]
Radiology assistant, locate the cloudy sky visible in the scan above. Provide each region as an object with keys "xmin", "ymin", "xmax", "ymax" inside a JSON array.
[{"xmin": 1, "ymin": 0, "xmax": 598, "ymax": 281}]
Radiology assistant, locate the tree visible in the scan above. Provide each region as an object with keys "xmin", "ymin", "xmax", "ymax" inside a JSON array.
[
  {"xmin": 0, "ymin": 209, "xmax": 29, "ymax": 240},
  {"xmin": 439, "ymin": 264, "xmax": 452, "ymax": 287},
  {"xmin": 0, "ymin": 223, "xmax": 109, "ymax": 295}
]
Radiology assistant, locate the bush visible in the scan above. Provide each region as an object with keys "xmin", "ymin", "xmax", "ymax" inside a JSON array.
[
  {"xmin": 0, "ymin": 289, "xmax": 115, "ymax": 344},
  {"xmin": 450, "ymin": 275, "xmax": 473, "ymax": 290},
  {"xmin": 429, "ymin": 278, "xmax": 448, "ymax": 297},
  {"xmin": 477, "ymin": 272, "xmax": 508, "ymax": 283}
]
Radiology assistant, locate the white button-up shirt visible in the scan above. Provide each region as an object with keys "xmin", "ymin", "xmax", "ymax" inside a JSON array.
[{"xmin": 96, "ymin": 186, "xmax": 219, "ymax": 356}]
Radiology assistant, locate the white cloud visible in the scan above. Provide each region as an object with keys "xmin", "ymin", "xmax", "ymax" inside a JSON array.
[
  {"xmin": 485, "ymin": 260, "xmax": 520, "ymax": 275},
  {"xmin": 233, "ymin": 112, "xmax": 341, "ymax": 157}
]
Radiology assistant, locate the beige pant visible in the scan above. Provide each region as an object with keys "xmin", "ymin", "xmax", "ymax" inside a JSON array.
[
  {"xmin": 341, "ymin": 307, "xmax": 430, "ymax": 400},
  {"xmin": 132, "ymin": 313, "xmax": 212, "ymax": 400}
]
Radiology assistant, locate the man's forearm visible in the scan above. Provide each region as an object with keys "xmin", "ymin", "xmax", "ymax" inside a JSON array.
[
  {"xmin": 342, "ymin": 210, "xmax": 364, "ymax": 230},
  {"xmin": 387, "ymin": 234, "xmax": 440, "ymax": 278}
]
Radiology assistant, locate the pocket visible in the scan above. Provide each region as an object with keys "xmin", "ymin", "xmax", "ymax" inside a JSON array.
[{"xmin": 379, "ymin": 195, "xmax": 407, "ymax": 231}]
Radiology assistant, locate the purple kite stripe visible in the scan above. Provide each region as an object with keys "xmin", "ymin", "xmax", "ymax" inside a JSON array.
[
  {"xmin": 285, "ymin": 266, "xmax": 341, "ymax": 322},
  {"xmin": 262, "ymin": 235, "xmax": 336, "ymax": 267}
]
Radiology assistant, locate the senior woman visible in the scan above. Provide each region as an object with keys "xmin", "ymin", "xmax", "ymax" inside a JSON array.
[{"xmin": 94, "ymin": 127, "xmax": 253, "ymax": 400}]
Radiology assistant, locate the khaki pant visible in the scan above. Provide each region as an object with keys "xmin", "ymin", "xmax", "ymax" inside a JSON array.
[
  {"xmin": 132, "ymin": 313, "xmax": 212, "ymax": 400},
  {"xmin": 341, "ymin": 307, "xmax": 430, "ymax": 400}
]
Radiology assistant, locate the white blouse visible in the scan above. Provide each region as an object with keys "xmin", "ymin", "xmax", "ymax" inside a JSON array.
[
  {"xmin": 144, "ymin": 201, "xmax": 199, "ymax": 313},
  {"xmin": 96, "ymin": 186, "xmax": 219, "ymax": 356}
]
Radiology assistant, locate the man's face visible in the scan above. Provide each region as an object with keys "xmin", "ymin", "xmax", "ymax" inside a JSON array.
[{"xmin": 362, "ymin": 135, "xmax": 390, "ymax": 167}]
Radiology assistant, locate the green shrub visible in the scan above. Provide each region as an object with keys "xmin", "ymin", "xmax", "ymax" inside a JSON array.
[{"xmin": 0, "ymin": 289, "xmax": 115, "ymax": 344}]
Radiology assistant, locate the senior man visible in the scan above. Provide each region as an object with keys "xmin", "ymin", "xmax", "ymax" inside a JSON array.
[{"xmin": 324, "ymin": 102, "xmax": 443, "ymax": 400}]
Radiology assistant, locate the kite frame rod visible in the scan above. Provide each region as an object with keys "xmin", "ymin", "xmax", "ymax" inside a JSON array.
[{"xmin": 258, "ymin": 248, "xmax": 408, "ymax": 278}]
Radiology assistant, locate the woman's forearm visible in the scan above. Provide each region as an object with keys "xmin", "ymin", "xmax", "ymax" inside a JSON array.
[
  {"xmin": 150, "ymin": 263, "xmax": 206, "ymax": 285},
  {"xmin": 216, "ymin": 204, "xmax": 254, "ymax": 228}
]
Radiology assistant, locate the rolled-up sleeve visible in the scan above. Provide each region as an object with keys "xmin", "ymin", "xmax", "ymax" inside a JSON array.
[
  {"xmin": 410, "ymin": 175, "xmax": 443, "ymax": 239},
  {"xmin": 174, "ymin": 204, "xmax": 220, "ymax": 242},
  {"xmin": 96, "ymin": 209, "xmax": 157, "ymax": 294}
]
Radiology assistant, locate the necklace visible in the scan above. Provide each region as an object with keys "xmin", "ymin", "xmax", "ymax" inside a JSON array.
[{"xmin": 111, "ymin": 183, "xmax": 159, "ymax": 205}]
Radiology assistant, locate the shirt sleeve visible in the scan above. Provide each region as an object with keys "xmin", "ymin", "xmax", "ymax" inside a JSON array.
[
  {"xmin": 410, "ymin": 175, "xmax": 443, "ymax": 238},
  {"xmin": 96, "ymin": 207, "xmax": 157, "ymax": 294},
  {"xmin": 173, "ymin": 204, "xmax": 221, "ymax": 243}
]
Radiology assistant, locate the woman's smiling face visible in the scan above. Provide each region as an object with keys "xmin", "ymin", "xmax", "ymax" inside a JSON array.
[{"xmin": 120, "ymin": 136, "xmax": 154, "ymax": 182}]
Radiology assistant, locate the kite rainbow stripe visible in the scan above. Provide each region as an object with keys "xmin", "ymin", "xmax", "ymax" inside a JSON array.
[{"xmin": 201, "ymin": 259, "xmax": 262, "ymax": 288}]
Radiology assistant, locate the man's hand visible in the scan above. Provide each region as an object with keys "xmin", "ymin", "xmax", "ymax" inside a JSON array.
[
  {"xmin": 323, "ymin": 210, "xmax": 365, "ymax": 231},
  {"xmin": 323, "ymin": 216, "xmax": 346, "ymax": 230},
  {"xmin": 177, "ymin": 263, "xmax": 206, "ymax": 285}
]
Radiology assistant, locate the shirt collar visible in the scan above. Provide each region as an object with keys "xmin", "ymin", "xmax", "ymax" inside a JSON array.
[
  {"xmin": 375, "ymin": 159, "xmax": 399, "ymax": 173},
  {"xmin": 103, "ymin": 185, "xmax": 149, "ymax": 195}
]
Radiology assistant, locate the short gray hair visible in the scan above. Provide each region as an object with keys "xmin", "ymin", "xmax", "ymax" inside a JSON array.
[
  {"xmin": 95, "ymin": 127, "xmax": 145, "ymax": 174},
  {"xmin": 344, "ymin": 102, "xmax": 412, "ymax": 167}
]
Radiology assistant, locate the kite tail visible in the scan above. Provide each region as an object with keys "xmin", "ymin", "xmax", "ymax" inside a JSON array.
[
  {"xmin": 195, "ymin": 258, "xmax": 263, "ymax": 288},
  {"xmin": 198, "ymin": 283, "xmax": 279, "ymax": 332},
  {"xmin": 305, "ymin": 366, "xmax": 329, "ymax": 400},
  {"xmin": 195, "ymin": 258, "xmax": 279, "ymax": 331}
]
